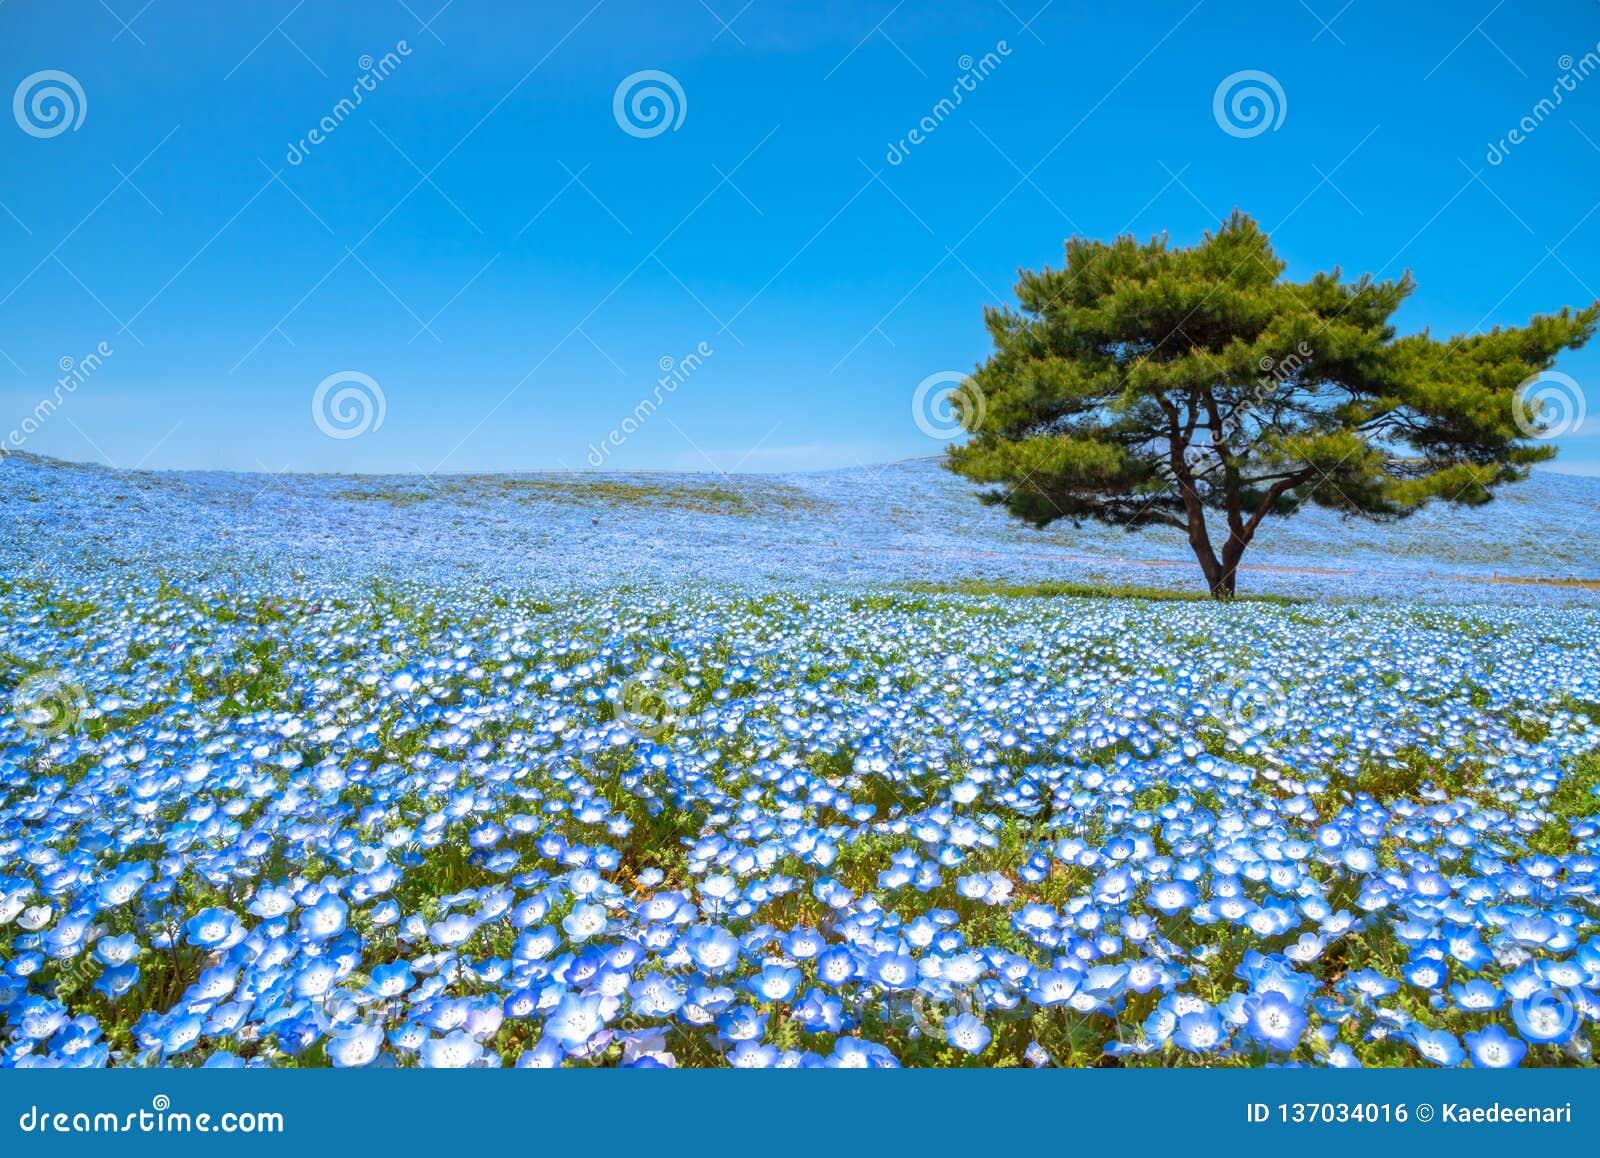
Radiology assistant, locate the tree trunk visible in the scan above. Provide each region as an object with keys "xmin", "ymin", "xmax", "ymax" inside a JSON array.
[
  {"xmin": 1162, "ymin": 398, "xmax": 1237, "ymax": 600},
  {"xmin": 1191, "ymin": 547, "xmax": 1236, "ymax": 599},
  {"xmin": 1216, "ymin": 536, "xmax": 1245, "ymax": 600},
  {"xmin": 1214, "ymin": 563, "xmax": 1238, "ymax": 599},
  {"xmin": 1185, "ymin": 533, "xmax": 1229, "ymax": 599},
  {"xmin": 1179, "ymin": 492, "xmax": 1231, "ymax": 599}
]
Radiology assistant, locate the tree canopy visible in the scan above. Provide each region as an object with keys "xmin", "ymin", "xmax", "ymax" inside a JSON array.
[{"xmin": 947, "ymin": 212, "xmax": 1598, "ymax": 597}]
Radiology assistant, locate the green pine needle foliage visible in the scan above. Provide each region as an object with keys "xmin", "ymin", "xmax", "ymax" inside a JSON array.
[{"xmin": 947, "ymin": 211, "xmax": 1599, "ymax": 598}]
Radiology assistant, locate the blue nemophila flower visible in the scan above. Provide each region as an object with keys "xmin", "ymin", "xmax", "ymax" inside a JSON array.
[
  {"xmin": 561, "ymin": 902, "xmax": 608, "ymax": 942},
  {"xmin": 1538, "ymin": 958, "xmax": 1587, "ymax": 990},
  {"xmin": 367, "ymin": 960, "xmax": 415, "ymax": 998},
  {"xmin": 248, "ymin": 886, "xmax": 296, "ymax": 919},
  {"xmin": 183, "ymin": 907, "xmax": 240, "ymax": 950},
  {"xmin": 1284, "ymin": 933, "xmax": 1326, "ymax": 964},
  {"xmin": 1464, "ymin": 1025, "xmax": 1528, "ymax": 1069},
  {"xmin": 944, "ymin": 1012, "xmax": 991, "ymax": 1055},
  {"xmin": 793, "ymin": 988, "xmax": 843, "ymax": 1033},
  {"xmin": 1504, "ymin": 915, "xmax": 1560, "ymax": 949},
  {"xmin": 273, "ymin": 1018, "xmax": 323, "ymax": 1058},
  {"xmin": 300, "ymin": 894, "xmax": 348, "ymax": 940},
  {"xmin": 1172, "ymin": 1006, "xmax": 1226, "ymax": 1053},
  {"xmin": 1343, "ymin": 968, "xmax": 1399, "ymax": 1002},
  {"xmin": 729, "ymin": 1041, "xmax": 779, "ymax": 1068},
  {"xmin": 428, "ymin": 913, "xmax": 480, "ymax": 948},
  {"xmin": 825, "ymin": 1037, "xmax": 899, "ymax": 1068},
  {"xmin": 420, "ymin": 997, "xmax": 471, "ymax": 1033},
  {"xmin": 543, "ymin": 993, "xmax": 606, "ymax": 1048},
  {"xmin": 1409, "ymin": 1025, "xmax": 1466, "ymax": 1067},
  {"xmin": 782, "ymin": 928, "xmax": 826, "ymax": 959},
  {"xmin": 96, "ymin": 866, "xmax": 152, "ymax": 909},
  {"xmin": 327, "ymin": 1023, "xmax": 385, "ymax": 1067},
  {"xmin": 628, "ymin": 972, "xmax": 686, "ymax": 1017},
  {"xmin": 94, "ymin": 964, "xmax": 139, "ymax": 1000},
  {"xmin": 1080, "ymin": 964, "xmax": 1129, "ymax": 1001},
  {"xmin": 684, "ymin": 925, "xmax": 740, "ymax": 974},
  {"xmin": 1243, "ymin": 991, "xmax": 1306, "ymax": 1053},
  {"xmin": 160, "ymin": 1013, "xmax": 203, "ymax": 1058},
  {"xmin": 517, "ymin": 1037, "xmax": 566, "ymax": 1068},
  {"xmin": 1321, "ymin": 1042, "xmax": 1360, "ymax": 1068},
  {"xmin": 191, "ymin": 965, "xmax": 237, "ymax": 1002},
  {"xmin": 1025, "ymin": 969, "xmax": 1080, "ymax": 1007},
  {"xmin": 747, "ymin": 964, "xmax": 801, "ymax": 1003},
  {"xmin": 388, "ymin": 1023, "xmax": 427, "ymax": 1053},
  {"xmin": 1016, "ymin": 903, "xmax": 1057, "ymax": 933},
  {"xmin": 815, "ymin": 945, "xmax": 858, "ymax": 986},
  {"xmin": 868, "ymin": 952, "xmax": 917, "ymax": 993},
  {"xmin": 94, "ymin": 934, "xmax": 139, "ymax": 967},
  {"xmin": 1442, "ymin": 926, "xmax": 1493, "ymax": 970},
  {"xmin": 1404, "ymin": 957, "xmax": 1446, "ymax": 990},
  {"xmin": 1501, "ymin": 964, "xmax": 1545, "ymax": 1002},
  {"xmin": 1147, "ymin": 880, "xmax": 1197, "ymax": 915},
  {"xmin": 716, "ymin": 1005, "xmax": 766, "ymax": 1042},
  {"xmin": 419, "ymin": 1031, "xmax": 484, "ymax": 1068},
  {"xmin": 206, "ymin": 1003, "xmax": 248, "ymax": 1035},
  {"xmin": 294, "ymin": 958, "xmax": 340, "ymax": 999},
  {"xmin": 1511, "ymin": 990, "xmax": 1579, "ymax": 1045},
  {"xmin": 1449, "ymin": 978, "xmax": 1502, "ymax": 1013},
  {"xmin": 515, "ymin": 925, "xmax": 560, "ymax": 962}
]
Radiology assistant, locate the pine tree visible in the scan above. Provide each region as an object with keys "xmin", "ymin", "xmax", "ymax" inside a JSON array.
[{"xmin": 947, "ymin": 212, "xmax": 1599, "ymax": 598}]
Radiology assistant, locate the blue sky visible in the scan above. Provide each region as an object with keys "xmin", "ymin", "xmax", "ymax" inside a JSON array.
[{"xmin": 1, "ymin": 0, "xmax": 1598, "ymax": 476}]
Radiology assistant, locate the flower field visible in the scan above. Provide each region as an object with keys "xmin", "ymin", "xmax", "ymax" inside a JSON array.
[{"xmin": 2, "ymin": 454, "xmax": 1598, "ymax": 1068}]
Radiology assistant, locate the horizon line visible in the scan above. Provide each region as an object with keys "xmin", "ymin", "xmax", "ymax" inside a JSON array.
[{"xmin": 0, "ymin": 448, "xmax": 956, "ymax": 481}]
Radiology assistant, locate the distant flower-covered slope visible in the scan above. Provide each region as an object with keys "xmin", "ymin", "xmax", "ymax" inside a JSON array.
[{"xmin": 2, "ymin": 454, "xmax": 1596, "ymax": 604}]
